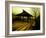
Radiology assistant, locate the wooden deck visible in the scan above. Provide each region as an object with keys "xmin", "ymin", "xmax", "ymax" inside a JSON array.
[{"xmin": 12, "ymin": 20, "xmax": 35, "ymax": 31}]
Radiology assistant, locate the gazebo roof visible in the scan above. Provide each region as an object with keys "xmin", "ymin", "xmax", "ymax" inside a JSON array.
[{"xmin": 16, "ymin": 10, "xmax": 33, "ymax": 16}]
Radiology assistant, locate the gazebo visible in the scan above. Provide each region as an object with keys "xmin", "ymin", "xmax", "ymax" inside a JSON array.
[{"xmin": 15, "ymin": 10, "xmax": 33, "ymax": 22}]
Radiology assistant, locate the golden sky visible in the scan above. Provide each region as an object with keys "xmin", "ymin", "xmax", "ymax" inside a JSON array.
[{"xmin": 12, "ymin": 7, "xmax": 40, "ymax": 17}]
